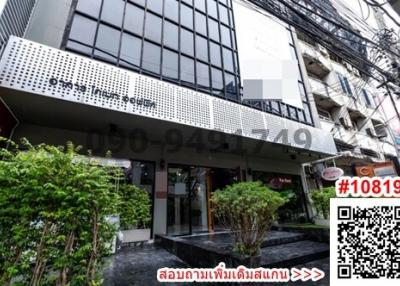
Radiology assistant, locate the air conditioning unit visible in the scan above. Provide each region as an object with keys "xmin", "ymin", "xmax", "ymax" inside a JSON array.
[
  {"xmin": 318, "ymin": 44, "xmax": 328, "ymax": 56},
  {"xmin": 339, "ymin": 117, "xmax": 352, "ymax": 129}
]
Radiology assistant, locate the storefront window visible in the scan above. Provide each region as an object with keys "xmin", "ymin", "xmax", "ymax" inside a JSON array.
[{"xmin": 252, "ymin": 171, "xmax": 308, "ymax": 223}]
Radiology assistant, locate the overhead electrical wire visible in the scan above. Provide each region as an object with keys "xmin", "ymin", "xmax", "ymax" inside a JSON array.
[{"xmin": 248, "ymin": 0, "xmax": 399, "ymax": 85}]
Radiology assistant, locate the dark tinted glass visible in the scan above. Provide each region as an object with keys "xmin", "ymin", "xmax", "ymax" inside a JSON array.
[
  {"xmin": 147, "ymin": 0, "xmax": 163, "ymax": 14},
  {"xmin": 67, "ymin": 15, "xmax": 97, "ymax": 54},
  {"xmin": 120, "ymin": 33, "xmax": 141, "ymax": 68},
  {"xmin": 124, "ymin": 4, "xmax": 144, "ymax": 35},
  {"xmin": 181, "ymin": 29, "xmax": 194, "ymax": 56},
  {"xmin": 181, "ymin": 4, "xmax": 193, "ymax": 29},
  {"xmin": 101, "ymin": 0, "xmax": 124, "ymax": 27},
  {"xmin": 164, "ymin": 21, "xmax": 179, "ymax": 49},
  {"xmin": 76, "ymin": 0, "xmax": 102, "ymax": 18},
  {"xmin": 195, "ymin": 11, "xmax": 207, "ymax": 35},
  {"xmin": 95, "ymin": 24, "xmax": 120, "ymax": 62},
  {"xmin": 209, "ymin": 42, "xmax": 221, "ymax": 67},
  {"xmin": 144, "ymin": 13, "xmax": 162, "ymax": 42},
  {"xmin": 181, "ymin": 56, "xmax": 195, "ymax": 84},
  {"xmin": 196, "ymin": 62, "xmax": 210, "ymax": 88},
  {"xmin": 164, "ymin": 0, "xmax": 179, "ymax": 22},
  {"xmin": 69, "ymin": 0, "xmax": 240, "ymax": 102},
  {"xmin": 163, "ymin": 49, "xmax": 179, "ymax": 79},
  {"xmin": 142, "ymin": 41, "xmax": 161, "ymax": 73},
  {"xmin": 207, "ymin": 0, "xmax": 218, "ymax": 18},
  {"xmin": 196, "ymin": 35, "xmax": 208, "ymax": 62}
]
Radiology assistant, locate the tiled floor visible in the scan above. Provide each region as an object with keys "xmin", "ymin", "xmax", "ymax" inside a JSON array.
[{"xmin": 103, "ymin": 245, "xmax": 188, "ymax": 286}]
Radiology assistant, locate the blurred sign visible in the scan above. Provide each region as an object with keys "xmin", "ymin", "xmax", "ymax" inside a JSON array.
[{"xmin": 321, "ymin": 167, "xmax": 344, "ymax": 181}]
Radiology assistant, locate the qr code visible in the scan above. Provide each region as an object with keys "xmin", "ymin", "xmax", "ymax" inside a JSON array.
[{"xmin": 331, "ymin": 199, "xmax": 400, "ymax": 285}]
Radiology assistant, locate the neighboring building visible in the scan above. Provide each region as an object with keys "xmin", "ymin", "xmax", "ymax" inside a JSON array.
[
  {"xmin": 0, "ymin": 0, "xmax": 336, "ymax": 237},
  {"xmin": 0, "ymin": 0, "xmax": 36, "ymax": 139},
  {"xmin": 297, "ymin": 30, "xmax": 399, "ymax": 186}
]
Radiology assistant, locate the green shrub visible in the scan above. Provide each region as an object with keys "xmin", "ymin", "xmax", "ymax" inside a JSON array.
[
  {"xmin": 0, "ymin": 138, "xmax": 121, "ymax": 286},
  {"xmin": 118, "ymin": 184, "xmax": 151, "ymax": 230},
  {"xmin": 310, "ymin": 187, "xmax": 336, "ymax": 219},
  {"xmin": 212, "ymin": 181, "xmax": 286, "ymax": 257}
]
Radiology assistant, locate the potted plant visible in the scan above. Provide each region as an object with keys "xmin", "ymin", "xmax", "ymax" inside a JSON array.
[
  {"xmin": 118, "ymin": 184, "xmax": 151, "ymax": 244},
  {"xmin": 310, "ymin": 187, "xmax": 336, "ymax": 226},
  {"xmin": 212, "ymin": 182, "xmax": 286, "ymax": 266}
]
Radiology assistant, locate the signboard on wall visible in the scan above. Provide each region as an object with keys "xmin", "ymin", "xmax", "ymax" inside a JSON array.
[{"xmin": 355, "ymin": 162, "xmax": 397, "ymax": 177}]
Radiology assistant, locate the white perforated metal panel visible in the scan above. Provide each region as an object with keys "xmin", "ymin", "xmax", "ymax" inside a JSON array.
[{"xmin": 0, "ymin": 37, "xmax": 337, "ymax": 155}]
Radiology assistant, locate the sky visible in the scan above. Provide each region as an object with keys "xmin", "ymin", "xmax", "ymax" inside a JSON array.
[{"xmin": 0, "ymin": 0, "xmax": 6, "ymax": 15}]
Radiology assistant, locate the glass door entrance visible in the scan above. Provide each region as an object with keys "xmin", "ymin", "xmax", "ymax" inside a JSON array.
[
  {"xmin": 167, "ymin": 165, "xmax": 240, "ymax": 236},
  {"xmin": 167, "ymin": 166, "xmax": 209, "ymax": 235}
]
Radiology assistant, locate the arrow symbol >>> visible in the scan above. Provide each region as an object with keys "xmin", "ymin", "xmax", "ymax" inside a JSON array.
[
  {"xmin": 302, "ymin": 268, "xmax": 312, "ymax": 281},
  {"xmin": 291, "ymin": 268, "xmax": 302, "ymax": 281},
  {"xmin": 311, "ymin": 268, "xmax": 325, "ymax": 281},
  {"xmin": 290, "ymin": 268, "xmax": 325, "ymax": 282}
]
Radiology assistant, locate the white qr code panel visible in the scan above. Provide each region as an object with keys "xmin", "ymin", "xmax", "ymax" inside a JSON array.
[
  {"xmin": 331, "ymin": 199, "xmax": 400, "ymax": 286},
  {"xmin": 0, "ymin": 36, "xmax": 336, "ymax": 154}
]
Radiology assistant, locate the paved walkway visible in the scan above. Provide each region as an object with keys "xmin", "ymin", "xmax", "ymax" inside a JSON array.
[
  {"xmin": 103, "ymin": 245, "xmax": 188, "ymax": 286},
  {"xmin": 103, "ymin": 246, "xmax": 330, "ymax": 286}
]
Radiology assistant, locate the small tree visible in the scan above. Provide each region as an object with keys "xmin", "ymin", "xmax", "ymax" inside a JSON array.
[
  {"xmin": 118, "ymin": 184, "xmax": 151, "ymax": 230},
  {"xmin": 311, "ymin": 187, "xmax": 336, "ymax": 219},
  {"xmin": 212, "ymin": 182, "xmax": 286, "ymax": 257},
  {"xmin": 0, "ymin": 138, "xmax": 121, "ymax": 286}
]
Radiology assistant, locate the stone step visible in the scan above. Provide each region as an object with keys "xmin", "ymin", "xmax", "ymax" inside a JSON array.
[
  {"xmin": 261, "ymin": 240, "xmax": 330, "ymax": 268},
  {"xmin": 261, "ymin": 231, "xmax": 306, "ymax": 248}
]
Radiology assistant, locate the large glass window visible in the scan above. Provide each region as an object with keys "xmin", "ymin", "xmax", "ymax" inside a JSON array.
[
  {"xmin": 164, "ymin": 0, "xmax": 179, "ymax": 22},
  {"xmin": 124, "ymin": 4, "xmax": 144, "ymax": 36},
  {"xmin": 196, "ymin": 62, "xmax": 210, "ymax": 89},
  {"xmin": 67, "ymin": 15, "xmax": 97, "ymax": 55},
  {"xmin": 180, "ymin": 4, "xmax": 193, "ymax": 29},
  {"xmin": 144, "ymin": 13, "xmax": 162, "ymax": 42},
  {"xmin": 67, "ymin": 0, "xmax": 240, "ymax": 101},
  {"xmin": 181, "ymin": 56, "xmax": 195, "ymax": 84},
  {"xmin": 180, "ymin": 29, "xmax": 194, "ymax": 56},
  {"xmin": 120, "ymin": 33, "xmax": 142, "ymax": 68},
  {"xmin": 94, "ymin": 24, "xmax": 120, "ymax": 63},
  {"xmin": 164, "ymin": 21, "xmax": 179, "ymax": 50},
  {"xmin": 101, "ymin": 0, "xmax": 124, "ymax": 27},
  {"xmin": 196, "ymin": 35, "xmax": 208, "ymax": 62},
  {"xmin": 162, "ymin": 49, "xmax": 179, "ymax": 80},
  {"xmin": 142, "ymin": 41, "xmax": 161, "ymax": 74},
  {"xmin": 76, "ymin": 0, "xmax": 102, "ymax": 18}
]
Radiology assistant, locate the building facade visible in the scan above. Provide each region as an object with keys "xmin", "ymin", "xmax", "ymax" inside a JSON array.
[
  {"xmin": 0, "ymin": 0, "xmax": 337, "ymax": 237},
  {"xmin": 297, "ymin": 30, "xmax": 399, "ymax": 185}
]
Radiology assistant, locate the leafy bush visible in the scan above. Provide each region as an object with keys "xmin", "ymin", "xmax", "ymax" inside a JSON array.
[
  {"xmin": 0, "ymin": 138, "xmax": 121, "ymax": 286},
  {"xmin": 311, "ymin": 187, "xmax": 336, "ymax": 219},
  {"xmin": 212, "ymin": 182, "xmax": 286, "ymax": 256},
  {"xmin": 118, "ymin": 184, "xmax": 151, "ymax": 230}
]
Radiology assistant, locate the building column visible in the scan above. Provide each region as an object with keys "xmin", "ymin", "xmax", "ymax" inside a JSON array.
[{"xmin": 153, "ymin": 165, "xmax": 168, "ymax": 236}]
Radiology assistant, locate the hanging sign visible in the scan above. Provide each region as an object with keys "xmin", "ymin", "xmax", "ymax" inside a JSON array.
[{"xmin": 321, "ymin": 167, "xmax": 344, "ymax": 181}]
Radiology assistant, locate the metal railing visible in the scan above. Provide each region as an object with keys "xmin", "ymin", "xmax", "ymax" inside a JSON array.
[{"xmin": 0, "ymin": 0, "xmax": 36, "ymax": 51}]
